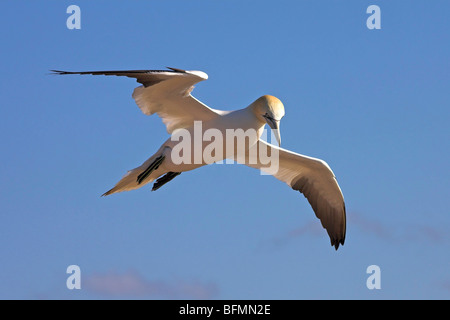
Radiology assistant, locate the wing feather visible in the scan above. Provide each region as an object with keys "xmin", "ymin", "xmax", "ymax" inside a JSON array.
[
  {"xmin": 51, "ymin": 68, "xmax": 222, "ymax": 133},
  {"xmin": 246, "ymin": 140, "xmax": 346, "ymax": 249}
]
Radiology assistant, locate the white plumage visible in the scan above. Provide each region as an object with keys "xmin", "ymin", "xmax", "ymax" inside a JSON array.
[{"xmin": 52, "ymin": 67, "xmax": 346, "ymax": 250}]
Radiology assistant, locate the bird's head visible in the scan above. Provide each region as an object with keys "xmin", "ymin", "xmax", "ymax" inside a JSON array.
[{"xmin": 250, "ymin": 95, "xmax": 285, "ymax": 146}]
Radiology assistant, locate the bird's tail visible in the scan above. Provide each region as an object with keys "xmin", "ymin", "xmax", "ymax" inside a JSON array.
[{"xmin": 102, "ymin": 148, "xmax": 166, "ymax": 196}]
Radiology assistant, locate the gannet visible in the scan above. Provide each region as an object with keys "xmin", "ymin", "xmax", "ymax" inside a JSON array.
[{"xmin": 52, "ymin": 67, "xmax": 346, "ymax": 250}]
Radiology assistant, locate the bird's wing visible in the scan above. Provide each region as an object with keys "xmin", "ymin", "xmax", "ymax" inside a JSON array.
[
  {"xmin": 243, "ymin": 139, "xmax": 346, "ymax": 249},
  {"xmin": 51, "ymin": 68, "xmax": 222, "ymax": 133}
]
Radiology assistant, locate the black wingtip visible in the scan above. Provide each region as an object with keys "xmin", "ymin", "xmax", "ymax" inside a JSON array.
[
  {"xmin": 333, "ymin": 241, "xmax": 339, "ymax": 250},
  {"xmin": 101, "ymin": 188, "xmax": 115, "ymax": 197},
  {"xmin": 166, "ymin": 67, "xmax": 187, "ymax": 73},
  {"xmin": 50, "ymin": 70, "xmax": 70, "ymax": 75},
  {"xmin": 332, "ymin": 238, "xmax": 345, "ymax": 251}
]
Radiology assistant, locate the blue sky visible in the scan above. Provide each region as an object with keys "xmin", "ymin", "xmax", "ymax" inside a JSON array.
[{"xmin": 0, "ymin": 0, "xmax": 449, "ymax": 299}]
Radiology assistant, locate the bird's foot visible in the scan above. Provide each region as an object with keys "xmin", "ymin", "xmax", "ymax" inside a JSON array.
[{"xmin": 152, "ymin": 172, "xmax": 182, "ymax": 191}]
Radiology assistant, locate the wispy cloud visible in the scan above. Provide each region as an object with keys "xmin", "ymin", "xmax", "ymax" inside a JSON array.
[
  {"xmin": 350, "ymin": 212, "xmax": 394, "ymax": 241},
  {"xmin": 350, "ymin": 212, "xmax": 447, "ymax": 245},
  {"xmin": 441, "ymin": 280, "xmax": 450, "ymax": 293},
  {"xmin": 84, "ymin": 270, "xmax": 218, "ymax": 299},
  {"xmin": 269, "ymin": 211, "xmax": 447, "ymax": 248},
  {"xmin": 267, "ymin": 220, "xmax": 323, "ymax": 248}
]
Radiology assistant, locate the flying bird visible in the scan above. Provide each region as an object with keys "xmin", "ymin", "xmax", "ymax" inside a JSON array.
[{"xmin": 52, "ymin": 67, "xmax": 346, "ymax": 250}]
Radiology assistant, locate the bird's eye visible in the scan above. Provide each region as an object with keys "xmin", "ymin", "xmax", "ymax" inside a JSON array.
[{"xmin": 263, "ymin": 113, "xmax": 276, "ymax": 121}]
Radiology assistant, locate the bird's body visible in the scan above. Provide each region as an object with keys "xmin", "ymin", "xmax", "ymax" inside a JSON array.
[
  {"xmin": 52, "ymin": 67, "xmax": 346, "ymax": 250},
  {"xmin": 103, "ymin": 97, "xmax": 274, "ymax": 194}
]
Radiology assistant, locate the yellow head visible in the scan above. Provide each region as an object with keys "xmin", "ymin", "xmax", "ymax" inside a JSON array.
[{"xmin": 249, "ymin": 95, "xmax": 285, "ymax": 146}]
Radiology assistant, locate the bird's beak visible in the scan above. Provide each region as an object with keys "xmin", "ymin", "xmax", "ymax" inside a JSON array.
[{"xmin": 264, "ymin": 115, "xmax": 281, "ymax": 146}]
